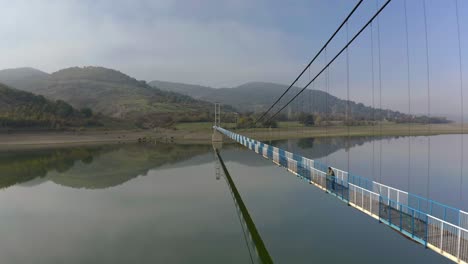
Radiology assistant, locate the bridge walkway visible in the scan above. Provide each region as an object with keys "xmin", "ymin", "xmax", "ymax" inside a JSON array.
[{"xmin": 214, "ymin": 126, "xmax": 468, "ymax": 263}]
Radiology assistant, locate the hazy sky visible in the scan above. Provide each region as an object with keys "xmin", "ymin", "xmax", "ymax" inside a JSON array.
[{"xmin": 1, "ymin": 0, "xmax": 467, "ymax": 119}]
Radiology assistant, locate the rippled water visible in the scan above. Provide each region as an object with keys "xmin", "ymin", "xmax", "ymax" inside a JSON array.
[{"xmin": 0, "ymin": 137, "xmax": 459, "ymax": 263}]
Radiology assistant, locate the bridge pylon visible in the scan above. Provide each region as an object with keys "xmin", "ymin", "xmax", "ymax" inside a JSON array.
[{"xmin": 212, "ymin": 102, "xmax": 223, "ymax": 143}]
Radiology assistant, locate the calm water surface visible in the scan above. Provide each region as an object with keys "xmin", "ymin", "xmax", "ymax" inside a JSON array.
[
  {"xmin": 272, "ymin": 134, "xmax": 468, "ymax": 211},
  {"xmin": 0, "ymin": 136, "xmax": 460, "ymax": 263}
]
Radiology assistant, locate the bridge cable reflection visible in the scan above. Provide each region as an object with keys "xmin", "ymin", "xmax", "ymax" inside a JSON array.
[{"xmin": 214, "ymin": 148, "xmax": 274, "ymax": 264}]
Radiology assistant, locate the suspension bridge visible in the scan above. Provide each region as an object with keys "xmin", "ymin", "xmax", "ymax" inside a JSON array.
[
  {"xmin": 211, "ymin": 0, "xmax": 468, "ymax": 263},
  {"xmin": 214, "ymin": 126, "xmax": 467, "ymax": 263}
]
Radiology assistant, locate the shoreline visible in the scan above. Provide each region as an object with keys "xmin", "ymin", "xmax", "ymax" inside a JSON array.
[
  {"xmin": 0, "ymin": 123, "xmax": 466, "ymax": 150},
  {"xmin": 236, "ymin": 123, "xmax": 468, "ymax": 141}
]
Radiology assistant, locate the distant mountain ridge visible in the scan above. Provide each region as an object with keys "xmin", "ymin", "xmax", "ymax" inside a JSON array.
[
  {"xmin": 149, "ymin": 80, "xmax": 449, "ymax": 123},
  {"xmin": 0, "ymin": 67, "xmax": 219, "ymax": 128},
  {"xmin": 50, "ymin": 67, "xmax": 148, "ymax": 87},
  {"xmin": 0, "ymin": 67, "xmax": 448, "ymax": 128},
  {"xmin": 0, "ymin": 67, "xmax": 49, "ymax": 93},
  {"xmin": 150, "ymin": 80, "xmax": 398, "ymax": 120},
  {"xmin": 149, "ymin": 80, "xmax": 214, "ymax": 98},
  {"xmin": 0, "ymin": 67, "xmax": 48, "ymax": 81}
]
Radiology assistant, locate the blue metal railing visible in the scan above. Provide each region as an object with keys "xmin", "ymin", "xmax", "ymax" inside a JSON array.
[
  {"xmin": 262, "ymin": 135, "xmax": 461, "ymax": 227},
  {"xmin": 216, "ymin": 126, "xmax": 466, "ymax": 228},
  {"xmin": 216, "ymin": 127, "xmax": 468, "ymax": 264}
]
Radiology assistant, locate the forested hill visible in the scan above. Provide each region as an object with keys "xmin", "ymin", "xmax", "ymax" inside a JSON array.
[
  {"xmin": 0, "ymin": 83, "xmax": 100, "ymax": 129},
  {"xmin": 0, "ymin": 67, "xmax": 227, "ymax": 128}
]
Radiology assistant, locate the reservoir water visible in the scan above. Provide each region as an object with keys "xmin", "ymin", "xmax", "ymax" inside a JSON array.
[{"xmin": 0, "ymin": 135, "xmax": 463, "ymax": 263}]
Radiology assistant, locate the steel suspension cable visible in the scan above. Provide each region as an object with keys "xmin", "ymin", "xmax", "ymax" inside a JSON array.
[
  {"xmin": 308, "ymin": 67, "xmax": 311, "ymax": 117},
  {"xmin": 377, "ymin": 0, "xmax": 383, "ymax": 184},
  {"xmin": 423, "ymin": 0, "xmax": 431, "ymax": 199},
  {"xmin": 313, "ymin": 82, "xmax": 316, "ymax": 116},
  {"xmin": 261, "ymin": 0, "xmax": 393, "ymax": 124},
  {"xmin": 371, "ymin": 22, "xmax": 376, "ymax": 180},
  {"xmin": 302, "ymin": 84, "xmax": 305, "ymax": 135},
  {"xmin": 325, "ymin": 46, "xmax": 330, "ymax": 166},
  {"xmin": 455, "ymin": 0, "xmax": 464, "ymax": 202},
  {"xmin": 404, "ymin": 0, "xmax": 412, "ymax": 192},
  {"xmin": 346, "ymin": 21, "xmax": 351, "ymax": 175},
  {"xmin": 254, "ymin": 0, "xmax": 364, "ymax": 125},
  {"xmin": 297, "ymin": 96, "xmax": 300, "ymax": 134}
]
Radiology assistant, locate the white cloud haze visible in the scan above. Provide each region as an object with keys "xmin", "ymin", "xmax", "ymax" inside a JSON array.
[{"xmin": 1, "ymin": 0, "xmax": 467, "ymax": 119}]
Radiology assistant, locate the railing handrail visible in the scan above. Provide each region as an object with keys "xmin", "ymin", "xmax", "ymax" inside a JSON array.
[
  {"xmin": 331, "ymin": 166, "xmax": 348, "ymax": 175},
  {"xmin": 217, "ymin": 127, "xmax": 468, "ymax": 263},
  {"xmin": 349, "ymin": 183, "xmax": 380, "ymax": 196},
  {"xmin": 271, "ymin": 145, "xmax": 460, "ymax": 217},
  {"xmin": 427, "ymin": 214, "xmax": 468, "ymax": 233},
  {"xmin": 309, "ymin": 166, "xmax": 326, "ymax": 175},
  {"xmin": 218, "ymin": 127, "xmax": 465, "ymax": 225},
  {"xmin": 372, "ymin": 181, "xmax": 409, "ymax": 195},
  {"xmin": 384, "ymin": 197, "xmax": 430, "ymax": 217},
  {"xmin": 408, "ymin": 192, "xmax": 460, "ymax": 212},
  {"xmin": 249, "ymin": 137, "xmax": 458, "ymax": 209}
]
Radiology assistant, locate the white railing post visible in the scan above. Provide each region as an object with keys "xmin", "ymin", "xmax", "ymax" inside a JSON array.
[
  {"xmin": 397, "ymin": 191, "xmax": 400, "ymax": 205},
  {"xmin": 457, "ymin": 228, "xmax": 461, "ymax": 261},
  {"xmin": 440, "ymin": 222, "xmax": 444, "ymax": 252},
  {"xmin": 387, "ymin": 188, "xmax": 390, "ymax": 205},
  {"xmin": 461, "ymin": 210, "xmax": 468, "ymax": 229},
  {"xmin": 354, "ymin": 187, "xmax": 357, "ymax": 204},
  {"xmin": 362, "ymin": 189, "xmax": 364, "ymax": 208}
]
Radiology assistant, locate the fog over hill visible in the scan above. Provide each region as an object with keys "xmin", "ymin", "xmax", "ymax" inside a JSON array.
[
  {"xmin": 0, "ymin": 67, "xmax": 49, "ymax": 93},
  {"xmin": 150, "ymin": 80, "xmax": 450, "ymax": 123}
]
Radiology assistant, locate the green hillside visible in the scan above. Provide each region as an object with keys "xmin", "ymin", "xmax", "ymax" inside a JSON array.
[
  {"xmin": 0, "ymin": 83, "xmax": 101, "ymax": 129},
  {"xmin": 0, "ymin": 67, "xmax": 223, "ymax": 128}
]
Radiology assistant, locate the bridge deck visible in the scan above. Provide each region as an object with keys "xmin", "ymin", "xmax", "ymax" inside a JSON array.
[{"xmin": 215, "ymin": 126, "xmax": 468, "ymax": 263}]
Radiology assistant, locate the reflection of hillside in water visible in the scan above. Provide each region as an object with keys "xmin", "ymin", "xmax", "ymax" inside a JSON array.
[
  {"xmin": 0, "ymin": 147, "xmax": 106, "ymax": 189},
  {"xmin": 0, "ymin": 135, "xmax": 407, "ymax": 190},
  {"xmin": 0, "ymin": 144, "xmax": 212, "ymax": 189},
  {"xmin": 207, "ymin": 136, "xmax": 404, "ymax": 168},
  {"xmin": 269, "ymin": 135, "xmax": 407, "ymax": 160}
]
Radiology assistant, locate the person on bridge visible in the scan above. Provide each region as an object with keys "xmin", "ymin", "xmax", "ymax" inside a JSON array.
[{"xmin": 327, "ymin": 167, "xmax": 336, "ymax": 191}]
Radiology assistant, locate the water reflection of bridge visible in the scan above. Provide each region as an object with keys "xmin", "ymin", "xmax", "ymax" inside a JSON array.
[
  {"xmin": 214, "ymin": 147, "xmax": 273, "ymax": 264},
  {"xmin": 215, "ymin": 126, "xmax": 468, "ymax": 264}
]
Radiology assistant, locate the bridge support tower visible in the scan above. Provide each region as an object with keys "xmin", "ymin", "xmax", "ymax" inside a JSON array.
[{"xmin": 212, "ymin": 102, "xmax": 223, "ymax": 143}]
